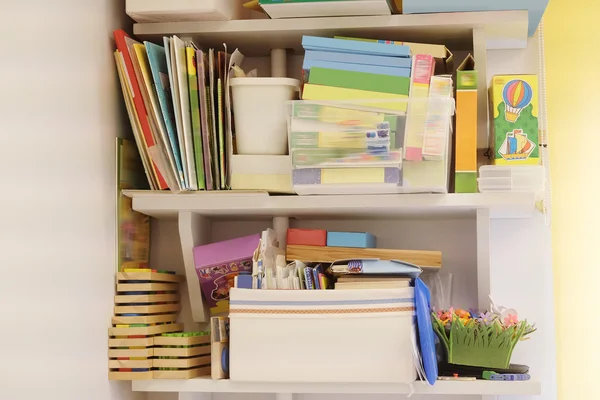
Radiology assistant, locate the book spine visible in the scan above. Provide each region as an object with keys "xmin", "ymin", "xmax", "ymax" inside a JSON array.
[
  {"xmin": 304, "ymin": 50, "xmax": 412, "ymax": 68},
  {"xmin": 403, "ymin": 54, "xmax": 435, "ymax": 161},
  {"xmin": 186, "ymin": 47, "xmax": 206, "ymax": 190},
  {"xmin": 307, "ymin": 67, "xmax": 410, "ymax": 95},
  {"xmin": 303, "ymin": 59, "xmax": 411, "ymax": 78}
]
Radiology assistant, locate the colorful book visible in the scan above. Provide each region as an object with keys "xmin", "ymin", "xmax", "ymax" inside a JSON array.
[
  {"xmin": 186, "ymin": 45, "xmax": 206, "ymax": 190},
  {"xmin": 422, "ymin": 75, "xmax": 453, "ymax": 161},
  {"xmin": 114, "ymin": 50, "xmax": 156, "ymax": 189},
  {"xmin": 455, "ymin": 55, "xmax": 478, "ymax": 193},
  {"xmin": 308, "ymin": 67, "xmax": 410, "ymax": 95},
  {"xmin": 334, "ymin": 35, "xmax": 453, "ymax": 73},
  {"xmin": 304, "ymin": 49, "xmax": 412, "ymax": 68},
  {"xmin": 145, "ymin": 42, "xmax": 186, "ymax": 189},
  {"xmin": 302, "ymin": 59, "xmax": 410, "ymax": 78},
  {"xmin": 302, "ymin": 84, "xmax": 408, "ymax": 112},
  {"xmin": 113, "ymin": 30, "xmax": 168, "ymax": 190},
  {"xmin": 403, "ymin": 54, "xmax": 435, "ymax": 161},
  {"xmin": 217, "ymin": 78, "xmax": 226, "ymax": 189},
  {"xmin": 302, "ymin": 35, "xmax": 410, "ymax": 58},
  {"xmin": 172, "ymin": 36, "xmax": 198, "ymax": 190},
  {"xmin": 196, "ymin": 49, "xmax": 214, "ymax": 190},
  {"xmin": 193, "ymin": 234, "xmax": 260, "ymax": 315},
  {"xmin": 130, "ymin": 42, "xmax": 181, "ymax": 191}
]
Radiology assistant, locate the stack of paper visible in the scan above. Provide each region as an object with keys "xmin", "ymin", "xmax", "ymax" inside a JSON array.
[{"xmin": 113, "ymin": 30, "xmax": 244, "ymax": 191}]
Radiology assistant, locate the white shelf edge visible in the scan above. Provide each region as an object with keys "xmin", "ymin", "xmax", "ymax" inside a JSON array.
[
  {"xmin": 132, "ymin": 378, "xmax": 541, "ymax": 396},
  {"xmin": 123, "ymin": 191, "xmax": 537, "ymax": 219},
  {"xmin": 133, "ymin": 10, "xmax": 528, "ymax": 55}
]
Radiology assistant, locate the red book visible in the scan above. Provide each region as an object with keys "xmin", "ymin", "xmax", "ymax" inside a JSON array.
[
  {"xmin": 113, "ymin": 29, "xmax": 168, "ymax": 190},
  {"xmin": 287, "ymin": 229, "xmax": 327, "ymax": 247}
]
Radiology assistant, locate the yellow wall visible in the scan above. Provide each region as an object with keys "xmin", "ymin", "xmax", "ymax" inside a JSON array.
[{"xmin": 544, "ymin": 0, "xmax": 599, "ymax": 398}]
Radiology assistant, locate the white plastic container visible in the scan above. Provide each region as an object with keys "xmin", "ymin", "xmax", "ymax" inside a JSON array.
[
  {"xmin": 478, "ymin": 165, "xmax": 545, "ymax": 193},
  {"xmin": 231, "ymin": 78, "xmax": 300, "ymax": 155},
  {"xmin": 229, "ymin": 287, "xmax": 417, "ymax": 383},
  {"xmin": 126, "ymin": 0, "xmax": 249, "ymax": 23}
]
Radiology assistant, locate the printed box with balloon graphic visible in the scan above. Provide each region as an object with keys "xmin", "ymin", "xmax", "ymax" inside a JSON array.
[{"xmin": 490, "ymin": 75, "xmax": 539, "ymax": 165}]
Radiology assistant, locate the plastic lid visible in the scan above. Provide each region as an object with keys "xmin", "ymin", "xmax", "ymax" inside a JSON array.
[{"xmin": 230, "ymin": 77, "xmax": 300, "ymax": 87}]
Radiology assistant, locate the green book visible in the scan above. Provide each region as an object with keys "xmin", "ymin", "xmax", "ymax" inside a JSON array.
[
  {"xmin": 186, "ymin": 46, "xmax": 206, "ymax": 190},
  {"xmin": 308, "ymin": 67, "xmax": 410, "ymax": 96}
]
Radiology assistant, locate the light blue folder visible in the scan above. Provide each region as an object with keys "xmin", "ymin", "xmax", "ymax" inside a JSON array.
[
  {"xmin": 305, "ymin": 50, "xmax": 412, "ymax": 69},
  {"xmin": 303, "ymin": 59, "xmax": 411, "ymax": 78},
  {"xmin": 302, "ymin": 35, "xmax": 411, "ymax": 57}
]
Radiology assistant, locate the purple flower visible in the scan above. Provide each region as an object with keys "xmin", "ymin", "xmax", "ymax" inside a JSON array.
[{"xmin": 478, "ymin": 311, "xmax": 495, "ymax": 325}]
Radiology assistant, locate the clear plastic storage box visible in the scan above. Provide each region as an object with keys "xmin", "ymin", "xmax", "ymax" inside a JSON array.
[
  {"xmin": 478, "ymin": 165, "xmax": 545, "ymax": 193},
  {"xmin": 287, "ymin": 98, "xmax": 455, "ymax": 195}
]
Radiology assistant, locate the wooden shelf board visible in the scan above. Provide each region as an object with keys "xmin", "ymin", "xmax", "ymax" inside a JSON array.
[
  {"xmin": 133, "ymin": 11, "xmax": 528, "ymax": 55},
  {"xmin": 124, "ymin": 191, "xmax": 537, "ymax": 219},
  {"xmin": 286, "ymin": 245, "xmax": 441, "ymax": 269},
  {"xmin": 132, "ymin": 378, "xmax": 541, "ymax": 395}
]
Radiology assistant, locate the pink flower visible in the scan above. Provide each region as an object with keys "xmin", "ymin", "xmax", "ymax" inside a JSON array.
[{"xmin": 504, "ymin": 313, "xmax": 519, "ymax": 327}]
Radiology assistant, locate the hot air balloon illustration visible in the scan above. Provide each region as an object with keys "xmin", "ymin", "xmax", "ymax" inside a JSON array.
[{"xmin": 502, "ymin": 79, "xmax": 533, "ymax": 123}]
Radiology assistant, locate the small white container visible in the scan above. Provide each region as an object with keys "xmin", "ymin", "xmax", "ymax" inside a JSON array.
[
  {"xmin": 231, "ymin": 78, "xmax": 300, "ymax": 155},
  {"xmin": 478, "ymin": 165, "xmax": 545, "ymax": 193},
  {"xmin": 229, "ymin": 287, "xmax": 417, "ymax": 383}
]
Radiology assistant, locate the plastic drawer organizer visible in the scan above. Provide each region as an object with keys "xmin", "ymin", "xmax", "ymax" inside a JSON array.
[{"xmin": 288, "ymin": 98, "xmax": 455, "ymax": 195}]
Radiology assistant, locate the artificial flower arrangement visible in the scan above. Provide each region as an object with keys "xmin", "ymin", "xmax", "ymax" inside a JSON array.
[{"xmin": 431, "ymin": 301, "xmax": 536, "ymax": 369}]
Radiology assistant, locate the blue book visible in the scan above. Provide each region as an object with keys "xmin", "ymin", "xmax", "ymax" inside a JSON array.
[
  {"xmin": 145, "ymin": 41, "xmax": 186, "ymax": 189},
  {"xmin": 305, "ymin": 50, "xmax": 412, "ymax": 69},
  {"xmin": 303, "ymin": 59, "xmax": 411, "ymax": 78},
  {"xmin": 329, "ymin": 259, "xmax": 422, "ymax": 278},
  {"xmin": 302, "ymin": 35, "xmax": 411, "ymax": 58}
]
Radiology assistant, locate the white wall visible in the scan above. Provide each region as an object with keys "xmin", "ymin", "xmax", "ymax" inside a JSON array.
[{"xmin": 0, "ymin": 1, "xmax": 143, "ymax": 399}]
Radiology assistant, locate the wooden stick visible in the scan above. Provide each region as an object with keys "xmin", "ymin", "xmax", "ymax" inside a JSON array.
[
  {"xmin": 114, "ymin": 294, "xmax": 179, "ymax": 304},
  {"xmin": 154, "ymin": 335, "xmax": 211, "ymax": 347},
  {"xmin": 114, "ymin": 303, "xmax": 180, "ymax": 315},
  {"xmin": 154, "ymin": 345, "xmax": 211, "ymax": 358},
  {"xmin": 286, "ymin": 245, "xmax": 442, "ymax": 269},
  {"xmin": 109, "ymin": 359, "xmax": 153, "ymax": 369},
  {"xmin": 108, "ymin": 323, "xmax": 183, "ymax": 337},
  {"xmin": 117, "ymin": 271, "xmax": 184, "ymax": 283},
  {"xmin": 153, "ymin": 355, "xmax": 211, "ymax": 369},
  {"xmin": 112, "ymin": 314, "xmax": 178, "ymax": 325},
  {"xmin": 153, "ymin": 366, "xmax": 211, "ymax": 380},
  {"xmin": 117, "ymin": 282, "xmax": 179, "ymax": 292},
  {"xmin": 108, "ymin": 348, "xmax": 154, "ymax": 358}
]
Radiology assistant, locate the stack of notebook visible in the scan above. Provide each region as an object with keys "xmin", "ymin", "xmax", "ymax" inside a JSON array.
[
  {"xmin": 301, "ymin": 35, "xmax": 412, "ymax": 111},
  {"xmin": 113, "ymin": 30, "xmax": 243, "ymax": 192}
]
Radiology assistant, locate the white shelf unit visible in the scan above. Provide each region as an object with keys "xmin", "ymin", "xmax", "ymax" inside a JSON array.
[
  {"xmin": 130, "ymin": 10, "xmax": 556, "ymax": 400},
  {"xmin": 133, "ymin": 378, "xmax": 542, "ymax": 396}
]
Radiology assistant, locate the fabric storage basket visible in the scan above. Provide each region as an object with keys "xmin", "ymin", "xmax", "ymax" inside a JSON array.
[{"xmin": 229, "ymin": 287, "xmax": 417, "ymax": 383}]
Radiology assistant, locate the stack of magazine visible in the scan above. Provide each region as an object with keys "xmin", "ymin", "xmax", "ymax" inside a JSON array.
[{"xmin": 113, "ymin": 30, "xmax": 243, "ymax": 191}]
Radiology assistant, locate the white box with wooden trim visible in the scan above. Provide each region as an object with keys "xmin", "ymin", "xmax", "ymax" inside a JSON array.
[{"xmin": 229, "ymin": 288, "xmax": 416, "ymax": 383}]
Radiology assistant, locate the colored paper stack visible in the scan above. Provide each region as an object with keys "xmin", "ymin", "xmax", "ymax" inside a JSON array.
[
  {"xmin": 108, "ymin": 269, "xmax": 184, "ymax": 380},
  {"xmin": 301, "ymin": 35, "xmax": 413, "ymax": 109}
]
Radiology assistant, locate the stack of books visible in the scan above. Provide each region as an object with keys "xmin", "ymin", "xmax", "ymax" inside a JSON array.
[
  {"xmin": 334, "ymin": 274, "xmax": 411, "ymax": 289},
  {"xmin": 113, "ymin": 30, "xmax": 242, "ymax": 192},
  {"xmin": 301, "ymin": 35, "xmax": 412, "ymax": 111}
]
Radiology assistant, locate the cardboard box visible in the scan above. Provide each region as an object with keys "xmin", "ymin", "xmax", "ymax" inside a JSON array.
[
  {"xmin": 287, "ymin": 229, "xmax": 328, "ymax": 247},
  {"xmin": 455, "ymin": 55, "xmax": 478, "ymax": 193},
  {"xmin": 490, "ymin": 75, "xmax": 539, "ymax": 166},
  {"xmin": 327, "ymin": 232, "xmax": 376, "ymax": 248}
]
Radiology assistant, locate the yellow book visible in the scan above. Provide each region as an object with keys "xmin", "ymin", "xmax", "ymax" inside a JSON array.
[
  {"xmin": 321, "ymin": 168, "xmax": 385, "ymax": 184},
  {"xmin": 302, "ymin": 84, "xmax": 408, "ymax": 112}
]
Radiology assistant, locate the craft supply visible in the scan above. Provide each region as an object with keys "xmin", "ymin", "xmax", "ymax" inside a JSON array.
[
  {"xmin": 326, "ymin": 231, "xmax": 376, "ymax": 248},
  {"xmin": 287, "ymin": 228, "xmax": 328, "ymax": 247}
]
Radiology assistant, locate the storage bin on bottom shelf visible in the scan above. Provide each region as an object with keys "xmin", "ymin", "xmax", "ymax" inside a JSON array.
[
  {"xmin": 288, "ymin": 99, "xmax": 454, "ymax": 195},
  {"xmin": 229, "ymin": 287, "xmax": 417, "ymax": 383}
]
